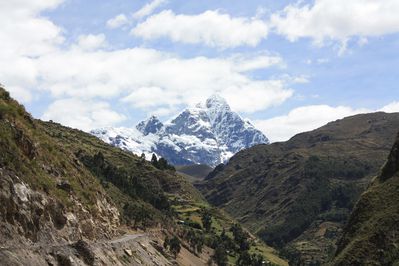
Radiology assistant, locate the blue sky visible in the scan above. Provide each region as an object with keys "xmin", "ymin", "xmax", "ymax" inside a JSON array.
[{"xmin": 1, "ymin": 0, "xmax": 399, "ymax": 141}]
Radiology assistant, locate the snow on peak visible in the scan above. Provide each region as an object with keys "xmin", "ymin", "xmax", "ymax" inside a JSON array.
[
  {"xmin": 205, "ymin": 94, "xmax": 230, "ymax": 111},
  {"xmin": 136, "ymin": 115, "xmax": 163, "ymax": 135},
  {"xmin": 91, "ymin": 95, "xmax": 269, "ymax": 166}
]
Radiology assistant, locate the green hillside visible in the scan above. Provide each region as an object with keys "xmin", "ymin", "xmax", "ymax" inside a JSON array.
[
  {"xmin": 0, "ymin": 87, "xmax": 286, "ymax": 265},
  {"xmin": 333, "ymin": 132, "xmax": 399, "ymax": 265},
  {"xmin": 198, "ymin": 112, "xmax": 399, "ymax": 264}
]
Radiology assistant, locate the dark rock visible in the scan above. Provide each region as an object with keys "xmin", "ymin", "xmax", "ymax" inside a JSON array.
[{"xmin": 56, "ymin": 180, "xmax": 72, "ymax": 192}]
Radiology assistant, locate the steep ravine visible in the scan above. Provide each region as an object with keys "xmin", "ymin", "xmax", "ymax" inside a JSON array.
[{"xmin": 333, "ymin": 132, "xmax": 399, "ymax": 265}]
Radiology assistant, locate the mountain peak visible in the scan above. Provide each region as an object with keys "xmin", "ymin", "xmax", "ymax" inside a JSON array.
[
  {"xmin": 93, "ymin": 96, "xmax": 269, "ymax": 166},
  {"xmin": 205, "ymin": 94, "xmax": 230, "ymax": 111},
  {"xmin": 136, "ymin": 115, "xmax": 163, "ymax": 135}
]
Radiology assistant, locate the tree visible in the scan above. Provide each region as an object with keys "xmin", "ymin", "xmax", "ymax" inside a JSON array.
[
  {"xmin": 201, "ymin": 210, "xmax": 212, "ymax": 232},
  {"xmin": 158, "ymin": 157, "xmax": 168, "ymax": 170},
  {"xmin": 212, "ymin": 245, "xmax": 228, "ymax": 266},
  {"xmin": 185, "ymin": 229, "xmax": 204, "ymax": 254},
  {"xmin": 163, "ymin": 236, "xmax": 170, "ymax": 249},
  {"xmin": 237, "ymin": 251, "xmax": 252, "ymax": 266},
  {"xmin": 250, "ymin": 254, "xmax": 266, "ymax": 266},
  {"xmin": 140, "ymin": 153, "xmax": 146, "ymax": 162},
  {"xmin": 151, "ymin": 153, "xmax": 158, "ymax": 168},
  {"xmin": 230, "ymin": 223, "xmax": 250, "ymax": 251},
  {"xmin": 169, "ymin": 236, "xmax": 181, "ymax": 258}
]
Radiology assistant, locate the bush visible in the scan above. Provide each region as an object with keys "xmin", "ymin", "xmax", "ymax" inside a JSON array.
[
  {"xmin": 78, "ymin": 151, "xmax": 171, "ymax": 214},
  {"xmin": 212, "ymin": 245, "xmax": 228, "ymax": 266},
  {"xmin": 201, "ymin": 210, "xmax": 212, "ymax": 232}
]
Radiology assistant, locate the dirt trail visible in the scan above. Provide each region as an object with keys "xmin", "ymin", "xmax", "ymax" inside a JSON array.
[{"xmin": 0, "ymin": 233, "xmax": 146, "ymax": 251}]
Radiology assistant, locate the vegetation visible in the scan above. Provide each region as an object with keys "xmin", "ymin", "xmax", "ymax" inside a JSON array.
[
  {"xmin": 78, "ymin": 151, "xmax": 171, "ymax": 211},
  {"xmin": 259, "ymin": 156, "xmax": 364, "ymax": 248},
  {"xmin": 0, "ymin": 87, "xmax": 288, "ymax": 265},
  {"xmin": 201, "ymin": 209, "xmax": 213, "ymax": 232},
  {"xmin": 333, "ymin": 133, "xmax": 399, "ymax": 265},
  {"xmin": 0, "ymin": 86, "xmax": 203, "ymax": 233},
  {"xmin": 164, "ymin": 235, "xmax": 182, "ymax": 258},
  {"xmin": 169, "ymin": 192, "xmax": 287, "ymax": 265},
  {"xmin": 151, "ymin": 153, "xmax": 176, "ymax": 171},
  {"xmin": 200, "ymin": 113, "xmax": 399, "ymax": 265},
  {"xmin": 183, "ymin": 228, "xmax": 204, "ymax": 254},
  {"xmin": 212, "ymin": 244, "xmax": 228, "ymax": 266}
]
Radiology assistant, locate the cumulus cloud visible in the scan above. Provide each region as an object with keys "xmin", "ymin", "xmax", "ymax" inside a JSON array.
[
  {"xmin": 106, "ymin": 14, "xmax": 129, "ymax": 29},
  {"xmin": 34, "ymin": 48, "xmax": 289, "ymax": 113},
  {"xmin": 77, "ymin": 34, "xmax": 107, "ymax": 51},
  {"xmin": 255, "ymin": 101, "xmax": 399, "ymax": 143},
  {"xmin": 133, "ymin": 0, "xmax": 167, "ymax": 20},
  {"xmin": 0, "ymin": 0, "xmax": 292, "ymax": 128},
  {"xmin": 0, "ymin": 0, "xmax": 64, "ymax": 103},
  {"xmin": 254, "ymin": 105, "xmax": 370, "ymax": 142},
  {"xmin": 271, "ymin": 0, "xmax": 399, "ymax": 46},
  {"xmin": 42, "ymin": 98, "xmax": 126, "ymax": 131},
  {"xmin": 380, "ymin": 102, "xmax": 399, "ymax": 113},
  {"xmin": 132, "ymin": 10, "xmax": 269, "ymax": 48}
]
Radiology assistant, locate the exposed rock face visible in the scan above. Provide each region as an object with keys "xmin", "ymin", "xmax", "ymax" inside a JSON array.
[
  {"xmin": 136, "ymin": 115, "xmax": 164, "ymax": 136},
  {"xmin": 92, "ymin": 95, "xmax": 269, "ymax": 166},
  {"xmin": 0, "ymin": 168, "xmax": 120, "ymax": 247},
  {"xmin": 333, "ymin": 133, "xmax": 399, "ymax": 265}
]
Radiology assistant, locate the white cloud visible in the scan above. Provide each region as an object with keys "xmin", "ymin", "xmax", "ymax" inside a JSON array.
[
  {"xmin": 271, "ymin": 0, "xmax": 399, "ymax": 45},
  {"xmin": 34, "ymin": 48, "xmax": 289, "ymax": 113},
  {"xmin": 77, "ymin": 34, "xmax": 107, "ymax": 51},
  {"xmin": 380, "ymin": 102, "xmax": 399, "ymax": 113},
  {"xmin": 133, "ymin": 0, "xmax": 167, "ymax": 20},
  {"xmin": 106, "ymin": 14, "xmax": 129, "ymax": 29},
  {"xmin": 132, "ymin": 10, "xmax": 269, "ymax": 48},
  {"xmin": 42, "ymin": 98, "xmax": 126, "ymax": 131},
  {"xmin": 0, "ymin": 0, "xmax": 64, "ymax": 103},
  {"xmin": 231, "ymin": 53, "xmax": 283, "ymax": 72},
  {"xmin": 254, "ymin": 105, "xmax": 370, "ymax": 142},
  {"xmin": 0, "ymin": 0, "xmax": 292, "ymax": 131},
  {"xmin": 255, "ymin": 101, "xmax": 399, "ymax": 142}
]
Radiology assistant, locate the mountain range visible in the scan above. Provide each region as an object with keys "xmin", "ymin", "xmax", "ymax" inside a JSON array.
[{"xmin": 91, "ymin": 95, "xmax": 269, "ymax": 167}]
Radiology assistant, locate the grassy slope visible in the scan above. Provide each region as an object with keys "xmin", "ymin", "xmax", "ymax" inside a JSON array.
[
  {"xmin": 333, "ymin": 133, "xmax": 399, "ymax": 265},
  {"xmin": 169, "ymin": 192, "xmax": 287, "ymax": 265},
  {"xmin": 176, "ymin": 164, "xmax": 214, "ymax": 182},
  {"xmin": 0, "ymin": 86, "xmax": 201, "ymax": 230},
  {"xmin": 198, "ymin": 112, "xmax": 399, "ymax": 263}
]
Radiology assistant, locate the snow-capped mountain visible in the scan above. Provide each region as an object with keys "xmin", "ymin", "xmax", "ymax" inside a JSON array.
[{"xmin": 91, "ymin": 95, "xmax": 269, "ymax": 166}]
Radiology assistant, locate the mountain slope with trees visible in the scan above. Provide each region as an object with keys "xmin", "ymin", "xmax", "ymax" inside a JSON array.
[
  {"xmin": 198, "ymin": 112, "xmax": 399, "ymax": 264},
  {"xmin": 333, "ymin": 132, "xmax": 399, "ymax": 265},
  {"xmin": 0, "ymin": 86, "xmax": 286, "ymax": 265}
]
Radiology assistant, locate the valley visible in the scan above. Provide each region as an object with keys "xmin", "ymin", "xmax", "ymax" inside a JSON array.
[
  {"xmin": 1, "ymin": 84, "xmax": 399, "ymax": 265},
  {"xmin": 0, "ymin": 86, "xmax": 286, "ymax": 265},
  {"xmin": 197, "ymin": 112, "xmax": 399, "ymax": 264}
]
